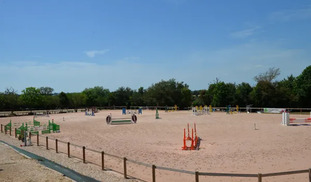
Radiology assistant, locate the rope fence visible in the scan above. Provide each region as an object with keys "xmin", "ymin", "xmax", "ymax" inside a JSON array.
[{"xmin": 1, "ymin": 125, "xmax": 311, "ymax": 182}]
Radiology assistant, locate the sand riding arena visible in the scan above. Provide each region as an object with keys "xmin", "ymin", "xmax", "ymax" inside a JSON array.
[{"xmin": 1, "ymin": 110, "xmax": 311, "ymax": 182}]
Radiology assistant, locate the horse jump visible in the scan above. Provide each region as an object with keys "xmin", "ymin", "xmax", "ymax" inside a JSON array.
[
  {"xmin": 106, "ymin": 114, "xmax": 137, "ymax": 125},
  {"xmin": 182, "ymin": 123, "xmax": 200, "ymax": 150},
  {"xmin": 282, "ymin": 112, "xmax": 311, "ymax": 126}
]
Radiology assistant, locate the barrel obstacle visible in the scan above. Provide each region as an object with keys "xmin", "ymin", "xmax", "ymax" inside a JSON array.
[
  {"xmin": 282, "ymin": 112, "xmax": 311, "ymax": 126},
  {"xmin": 192, "ymin": 105, "xmax": 209, "ymax": 116},
  {"xmin": 106, "ymin": 114, "xmax": 137, "ymax": 125},
  {"xmin": 182, "ymin": 123, "xmax": 200, "ymax": 150}
]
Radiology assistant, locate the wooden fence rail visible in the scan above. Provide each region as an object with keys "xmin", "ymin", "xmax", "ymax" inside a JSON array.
[{"xmin": 2, "ymin": 129, "xmax": 311, "ymax": 182}]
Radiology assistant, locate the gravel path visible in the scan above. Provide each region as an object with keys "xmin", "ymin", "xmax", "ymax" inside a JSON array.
[{"xmin": 0, "ymin": 134, "xmax": 139, "ymax": 182}]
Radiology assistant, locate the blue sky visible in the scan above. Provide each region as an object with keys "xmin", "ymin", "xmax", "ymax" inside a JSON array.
[{"xmin": 0, "ymin": 0, "xmax": 310, "ymax": 93}]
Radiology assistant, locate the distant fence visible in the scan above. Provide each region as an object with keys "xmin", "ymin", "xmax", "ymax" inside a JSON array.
[
  {"xmin": 1, "ymin": 107, "xmax": 311, "ymax": 117},
  {"xmin": 1, "ymin": 125, "xmax": 311, "ymax": 182},
  {"xmin": 0, "ymin": 109, "xmax": 81, "ymax": 117}
]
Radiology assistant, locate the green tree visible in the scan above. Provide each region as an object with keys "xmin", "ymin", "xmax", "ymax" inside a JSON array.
[
  {"xmin": 210, "ymin": 81, "xmax": 236, "ymax": 107},
  {"xmin": 295, "ymin": 65, "xmax": 311, "ymax": 107},
  {"xmin": 3, "ymin": 88, "xmax": 20, "ymax": 111},
  {"xmin": 42, "ymin": 95, "xmax": 59, "ymax": 109},
  {"xmin": 59, "ymin": 92, "xmax": 69, "ymax": 108},
  {"xmin": 145, "ymin": 79, "xmax": 192, "ymax": 108},
  {"xmin": 83, "ymin": 86, "xmax": 110, "ymax": 107},
  {"xmin": 130, "ymin": 87, "xmax": 146, "ymax": 106},
  {"xmin": 192, "ymin": 90, "xmax": 206, "ymax": 106},
  {"xmin": 67, "ymin": 93, "xmax": 86, "ymax": 108},
  {"xmin": 180, "ymin": 86, "xmax": 192, "ymax": 109},
  {"xmin": 254, "ymin": 67, "xmax": 280, "ymax": 82},
  {"xmin": 39, "ymin": 87, "xmax": 54, "ymax": 95},
  {"xmin": 276, "ymin": 75, "xmax": 298, "ymax": 107},
  {"xmin": 20, "ymin": 87, "xmax": 42, "ymax": 109},
  {"xmin": 250, "ymin": 81, "xmax": 276, "ymax": 107},
  {"xmin": 251, "ymin": 67, "xmax": 281, "ymax": 107},
  {"xmin": 235, "ymin": 82, "xmax": 252, "ymax": 106},
  {"xmin": 113, "ymin": 87, "xmax": 133, "ymax": 107},
  {"xmin": 108, "ymin": 92, "xmax": 117, "ymax": 106}
]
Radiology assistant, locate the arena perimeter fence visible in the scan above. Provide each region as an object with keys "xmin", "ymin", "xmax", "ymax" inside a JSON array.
[
  {"xmin": 1, "ymin": 107, "xmax": 311, "ymax": 117},
  {"xmin": 1, "ymin": 127, "xmax": 311, "ymax": 182}
]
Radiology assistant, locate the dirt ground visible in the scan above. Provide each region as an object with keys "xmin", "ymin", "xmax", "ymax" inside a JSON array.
[
  {"xmin": 0, "ymin": 142, "xmax": 72, "ymax": 182},
  {"xmin": 1, "ymin": 110, "xmax": 311, "ymax": 182}
]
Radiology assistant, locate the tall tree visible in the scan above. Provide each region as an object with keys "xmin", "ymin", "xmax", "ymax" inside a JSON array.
[
  {"xmin": 59, "ymin": 92, "xmax": 69, "ymax": 109},
  {"xmin": 295, "ymin": 65, "xmax": 311, "ymax": 107},
  {"xmin": 3, "ymin": 88, "xmax": 20, "ymax": 111},
  {"xmin": 82, "ymin": 86, "xmax": 110, "ymax": 107},
  {"xmin": 235, "ymin": 82, "xmax": 252, "ymax": 106},
  {"xmin": 276, "ymin": 75, "xmax": 298, "ymax": 107},
  {"xmin": 250, "ymin": 81, "xmax": 276, "ymax": 107},
  {"xmin": 208, "ymin": 81, "xmax": 236, "ymax": 107},
  {"xmin": 67, "ymin": 93, "xmax": 86, "ymax": 108},
  {"xmin": 130, "ymin": 87, "xmax": 146, "ymax": 106},
  {"xmin": 20, "ymin": 87, "xmax": 42, "ymax": 109},
  {"xmin": 251, "ymin": 67, "xmax": 281, "ymax": 107},
  {"xmin": 39, "ymin": 87, "xmax": 54, "ymax": 95},
  {"xmin": 113, "ymin": 87, "xmax": 133, "ymax": 107},
  {"xmin": 145, "ymin": 79, "xmax": 192, "ymax": 108},
  {"xmin": 254, "ymin": 67, "xmax": 280, "ymax": 82}
]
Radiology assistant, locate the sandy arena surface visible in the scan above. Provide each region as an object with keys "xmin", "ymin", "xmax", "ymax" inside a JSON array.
[
  {"xmin": 0, "ymin": 142, "xmax": 72, "ymax": 182},
  {"xmin": 1, "ymin": 110, "xmax": 311, "ymax": 182}
]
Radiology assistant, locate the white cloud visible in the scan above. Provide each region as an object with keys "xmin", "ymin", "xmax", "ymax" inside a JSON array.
[
  {"xmin": 230, "ymin": 26, "xmax": 261, "ymax": 39},
  {"xmin": 269, "ymin": 6, "xmax": 311, "ymax": 22},
  {"xmin": 0, "ymin": 41, "xmax": 310, "ymax": 93},
  {"xmin": 85, "ymin": 49, "xmax": 110, "ymax": 58},
  {"xmin": 177, "ymin": 41, "xmax": 310, "ymax": 87}
]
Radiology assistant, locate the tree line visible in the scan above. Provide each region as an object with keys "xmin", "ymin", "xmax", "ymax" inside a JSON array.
[{"xmin": 0, "ymin": 65, "xmax": 310, "ymax": 111}]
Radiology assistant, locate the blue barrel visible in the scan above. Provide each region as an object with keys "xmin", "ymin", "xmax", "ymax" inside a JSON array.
[{"xmin": 122, "ymin": 108, "xmax": 126, "ymax": 115}]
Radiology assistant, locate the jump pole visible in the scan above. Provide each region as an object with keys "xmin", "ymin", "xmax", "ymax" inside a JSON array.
[
  {"xmin": 102, "ymin": 151, "xmax": 105, "ymax": 170},
  {"xmin": 191, "ymin": 128, "xmax": 194, "ymax": 150},
  {"xmin": 83, "ymin": 146, "xmax": 86, "ymax": 163},
  {"xmin": 182, "ymin": 128, "xmax": 187, "ymax": 150}
]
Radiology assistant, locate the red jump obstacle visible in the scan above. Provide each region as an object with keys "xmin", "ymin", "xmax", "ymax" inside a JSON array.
[
  {"xmin": 289, "ymin": 117, "xmax": 311, "ymax": 123},
  {"xmin": 182, "ymin": 123, "xmax": 200, "ymax": 150}
]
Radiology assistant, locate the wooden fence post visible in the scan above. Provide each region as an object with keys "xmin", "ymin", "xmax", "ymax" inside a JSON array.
[
  {"xmin": 123, "ymin": 157, "xmax": 127, "ymax": 179},
  {"xmin": 101, "ymin": 151, "xmax": 104, "ymax": 170},
  {"xmin": 152, "ymin": 165, "xmax": 156, "ymax": 182},
  {"xmin": 83, "ymin": 146, "xmax": 86, "ymax": 163},
  {"xmin": 9, "ymin": 126, "xmax": 11, "ymax": 136},
  {"xmin": 309, "ymin": 168, "xmax": 311, "ymax": 182},
  {"xmin": 37, "ymin": 133, "xmax": 39, "ymax": 146},
  {"xmin": 67, "ymin": 142, "xmax": 70, "ymax": 158},
  {"xmin": 46, "ymin": 136, "xmax": 49, "ymax": 150},
  {"xmin": 258, "ymin": 173, "xmax": 262, "ymax": 182},
  {"xmin": 15, "ymin": 128, "xmax": 17, "ymax": 138},
  {"xmin": 195, "ymin": 171, "xmax": 199, "ymax": 182},
  {"xmin": 56, "ymin": 139, "xmax": 58, "ymax": 153}
]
